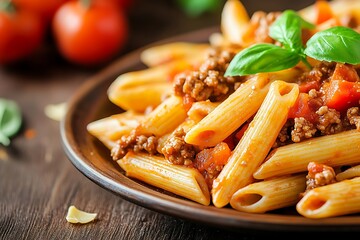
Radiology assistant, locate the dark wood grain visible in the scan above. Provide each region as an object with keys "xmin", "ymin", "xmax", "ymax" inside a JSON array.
[{"xmin": 1, "ymin": 1, "xmax": 338, "ymax": 239}]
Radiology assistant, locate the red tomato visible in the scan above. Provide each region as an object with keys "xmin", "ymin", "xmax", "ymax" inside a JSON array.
[
  {"xmin": 12, "ymin": 0, "xmax": 69, "ymax": 22},
  {"xmin": 0, "ymin": 5, "xmax": 45, "ymax": 64},
  {"xmin": 52, "ymin": 0, "xmax": 128, "ymax": 66}
]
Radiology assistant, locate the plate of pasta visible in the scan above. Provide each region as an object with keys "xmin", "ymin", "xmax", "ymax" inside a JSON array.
[{"xmin": 61, "ymin": 0, "xmax": 360, "ymax": 232}]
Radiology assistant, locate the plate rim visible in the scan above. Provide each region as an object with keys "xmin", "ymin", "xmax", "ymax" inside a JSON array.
[{"xmin": 60, "ymin": 25, "xmax": 360, "ymax": 232}]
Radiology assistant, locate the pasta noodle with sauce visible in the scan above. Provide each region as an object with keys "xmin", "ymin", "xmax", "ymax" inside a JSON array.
[{"xmin": 87, "ymin": 0, "xmax": 360, "ymax": 219}]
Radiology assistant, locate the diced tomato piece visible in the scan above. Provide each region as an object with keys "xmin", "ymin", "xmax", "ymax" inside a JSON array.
[
  {"xmin": 212, "ymin": 142, "xmax": 231, "ymax": 165},
  {"xmin": 288, "ymin": 93, "xmax": 319, "ymax": 123},
  {"xmin": 194, "ymin": 142, "xmax": 231, "ymax": 172},
  {"xmin": 331, "ymin": 63, "xmax": 359, "ymax": 82},
  {"xmin": 324, "ymin": 79, "xmax": 360, "ymax": 111},
  {"xmin": 298, "ymin": 80, "xmax": 321, "ymax": 93},
  {"xmin": 315, "ymin": 0, "xmax": 334, "ymax": 24}
]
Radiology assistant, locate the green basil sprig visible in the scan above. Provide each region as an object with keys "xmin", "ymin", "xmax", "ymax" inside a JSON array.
[
  {"xmin": 269, "ymin": 10, "xmax": 312, "ymax": 51},
  {"xmin": 304, "ymin": 26, "xmax": 360, "ymax": 65},
  {"xmin": 0, "ymin": 98, "xmax": 22, "ymax": 146},
  {"xmin": 226, "ymin": 44, "xmax": 300, "ymax": 75},
  {"xmin": 225, "ymin": 10, "xmax": 360, "ymax": 77}
]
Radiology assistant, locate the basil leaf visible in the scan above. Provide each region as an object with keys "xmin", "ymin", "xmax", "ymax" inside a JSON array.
[
  {"xmin": 269, "ymin": 10, "xmax": 314, "ymax": 51},
  {"xmin": 269, "ymin": 10, "xmax": 303, "ymax": 50},
  {"xmin": 0, "ymin": 98, "xmax": 22, "ymax": 146},
  {"xmin": 300, "ymin": 17, "xmax": 315, "ymax": 30},
  {"xmin": 225, "ymin": 43, "xmax": 300, "ymax": 76},
  {"xmin": 304, "ymin": 26, "xmax": 360, "ymax": 64}
]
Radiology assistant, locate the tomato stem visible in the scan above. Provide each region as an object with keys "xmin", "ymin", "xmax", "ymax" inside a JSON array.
[{"xmin": 0, "ymin": 0, "xmax": 16, "ymax": 13}]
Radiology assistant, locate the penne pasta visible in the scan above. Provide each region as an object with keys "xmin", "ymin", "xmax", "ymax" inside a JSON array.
[
  {"xmin": 184, "ymin": 68, "xmax": 302, "ymax": 147},
  {"xmin": 108, "ymin": 58, "xmax": 199, "ymax": 112},
  {"xmin": 137, "ymin": 95, "xmax": 187, "ymax": 136},
  {"xmin": 212, "ymin": 81, "xmax": 299, "ymax": 207},
  {"xmin": 230, "ymin": 174, "xmax": 306, "ymax": 213},
  {"xmin": 187, "ymin": 100, "xmax": 220, "ymax": 123},
  {"xmin": 140, "ymin": 42, "xmax": 210, "ymax": 67},
  {"xmin": 117, "ymin": 152, "xmax": 210, "ymax": 205},
  {"xmin": 296, "ymin": 177, "xmax": 360, "ymax": 218},
  {"xmin": 254, "ymin": 130, "xmax": 360, "ymax": 180},
  {"xmin": 109, "ymin": 82, "xmax": 172, "ymax": 113},
  {"xmin": 185, "ymin": 73, "xmax": 271, "ymax": 147},
  {"xmin": 336, "ymin": 164, "xmax": 360, "ymax": 181},
  {"xmin": 87, "ymin": 111, "xmax": 143, "ymax": 149},
  {"xmin": 221, "ymin": 0, "xmax": 250, "ymax": 45}
]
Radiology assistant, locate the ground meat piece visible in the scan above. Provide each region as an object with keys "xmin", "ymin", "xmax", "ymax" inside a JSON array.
[
  {"xmin": 173, "ymin": 47, "xmax": 243, "ymax": 102},
  {"xmin": 304, "ymin": 162, "xmax": 337, "ymax": 195},
  {"xmin": 250, "ymin": 11, "xmax": 281, "ymax": 43},
  {"xmin": 111, "ymin": 131, "xmax": 158, "ymax": 160},
  {"xmin": 291, "ymin": 117, "xmax": 317, "ymax": 143},
  {"xmin": 273, "ymin": 119, "xmax": 293, "ymax": 148},
  {"xmin": 308, "ymin": 89, "xmax": 318, "ymax": 98},
  {"xmin": 298, "ymin": 61, "xmax": 336, "ymax": 84},
  {"xmin": 161, "ymin": 128, "xmax": 197, "ymax": 165},
  {"xmin": 316, "ymin": 106, "xmax": 343, "ymax": 135},
  {"xmin": 347, "ymin": 107, "xmax": 360, "ymax": 130}
]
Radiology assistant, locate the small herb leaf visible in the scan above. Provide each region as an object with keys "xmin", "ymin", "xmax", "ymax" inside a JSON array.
[
  {"xmin": 0, "ymin": 99, "xmax": 22, "ymax": 146},
  {"xmin": 299, "ymin": 17, "xmax": 315, "ymax": 30},
  {"xmin": 225, "ymin": 43, "xmax": 300, "ymax": 76},
  {"xmin": 269, "ymin": 10, "xmax": 303, "ymax": 50},
  {"xmin": 304, "ymin": 26, "xmax": 360, "ymax": 65}
]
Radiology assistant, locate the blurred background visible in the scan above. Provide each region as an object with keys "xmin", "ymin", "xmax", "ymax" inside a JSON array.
[{"xmin": 0, "ymin": 0, "xmax": 316, "ymax": 73}]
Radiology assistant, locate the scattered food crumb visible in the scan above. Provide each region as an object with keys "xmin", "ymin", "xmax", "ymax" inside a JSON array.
[
  {"xmin": 24, "ymin": 129, "xmax": 37, "ymax": 139},
  {"xmin": 0, "ymin": 149, "xmax": 8, "ymax": 161},
  {"xmin": 44, "ymin": 102, "xmax": 67, "ymax": 121},
  {"xmin": 66, "ymin": 205, "xmax": 97, "ymax": 224}
]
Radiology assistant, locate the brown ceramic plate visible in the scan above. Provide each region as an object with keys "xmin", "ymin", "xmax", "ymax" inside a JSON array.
[{"xmin": 60, "ymin": 26, "xmax": 360, "ymax": 232}]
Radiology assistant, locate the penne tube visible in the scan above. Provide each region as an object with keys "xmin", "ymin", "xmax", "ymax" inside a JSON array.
[
  {"xmin": 185, "ymin": 68, "xmax": 302, "ymax": 147},
  {"xmin": 296, "ymin": 177, "xmax": 360, "ymax": 218},
  {"xmin": 254, "ymin": 130, "xmax": 360, "ymax": 180},
  {"xmin": 221, "ymin": 0, "xmax": 250, "ymax": 45},
  {"xmin": 187, "ymin": 100, "xmax": 220, "ymax": 123},
  {"xmin": 140, "ymin": 42, "xmax": 210, "ymax": 67},
  {"xmin": 87, "ymin": 111, "xmax": 143, "ymax": 149},
  {"xmin": 184, "ymin": 73, "xmax": 271, "ymax": 147},
  {"xmin": 230, "ymin": 174, "xmax": 306, "ymax": 213},
  {"xmin": 109, "ymin": 82, "xmax": 172, "ymax": 113},
  {"xmin": 336, "ymin": 164, "xmax": 360, "ymax": 181},
  {"xmin": 108, "ymin": 58, "xmax": 198, "ymax": 112},
  {"xmin": 212, "ymin": 81, "xmax": 299, "ymax": 207},
  {"xmin": 118, "ymin": 152, "xmax": 210, "ymax": 205},
  {"xmin": 208, "ymin": 32, "xmax": 230, "ymax": 48},
  {"xmin": 137, "ymin": 95, "xmax": 187, "ymax": 136}
]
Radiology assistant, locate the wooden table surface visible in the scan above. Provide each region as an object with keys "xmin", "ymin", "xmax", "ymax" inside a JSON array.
[{"xmin": 1, "ymin": 0, "xmax": 338, "ymax": 239}]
